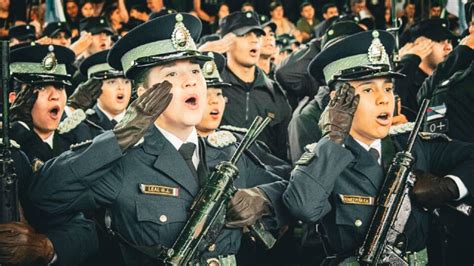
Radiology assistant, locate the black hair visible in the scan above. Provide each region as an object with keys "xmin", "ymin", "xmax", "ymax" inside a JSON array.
[
  {"xmin": 299, "ymin": 2, "xmax": 313, "ymax": 12},
  {"xmin": 403, "ymin": 1, "xmax": 415, "ymax": 9},
  {"xmin": 322, "ymin": 3, "xmax": 337, "ymax": 14},
  {"xmin": 130, "ymin": 4, "xmax": 148, "ymax": 14},
  {"xmin": 269, "ymin": 2, "xmax": 283, "ymax": 12}
]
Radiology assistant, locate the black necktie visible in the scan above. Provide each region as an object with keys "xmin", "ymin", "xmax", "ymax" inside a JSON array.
[
  {"xmin": 111, "ymin": 119, "xmax": 118, "ymax": 128},
  {"xmin": 369, "ymin": 148, "xmax": 380, "ymax": 164},
  {"xmin": 178, "ymin": 142, "xmax": 198, "ymax": 180}
]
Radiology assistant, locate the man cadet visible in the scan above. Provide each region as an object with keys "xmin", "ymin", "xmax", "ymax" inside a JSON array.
[
  {"xmin": 41, "ymin": 22, "xmax": 72, "ymax": 48},
  {"xmin": 9, "ymin": 44, "xmax": 91, "ymax": 163},
  {"xmin": 283, "ymin": 30, "xmax": 474, "ymax": 265},
  {"xmin": 396, "ymin": 18, "xmax": 455, "ymax": 121},
  {"xmin": 28, "ymin": 13, "xmax": 288, "ymax": 265},
  {"xmin": 219, "ymin": 11, "xmax": 292, "ymax": 161},
  {"xmin": 77, "ymin": 49, "xmax": 132, "ymax": 136}
]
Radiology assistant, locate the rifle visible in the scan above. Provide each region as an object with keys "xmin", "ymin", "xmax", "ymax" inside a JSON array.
[
  {"xmin": 0, "ymin": 40, "xmax": 19, "ymax": 223},
  {"xmin": 358, "ymin": 98, "xmax": 430, "ymax": 265},
  {"xmin": 161, "ymin": 115, "xmax": 277, "ymax": 265}
]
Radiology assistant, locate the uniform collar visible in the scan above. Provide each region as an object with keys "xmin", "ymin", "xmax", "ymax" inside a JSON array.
[
  {"xmin": 222, "ymin": 65, "xmax": 276, "ymax": 98},
  {"xmin": 97, "ymin": 103, "xmax": 126, "ymax": 123},
  {"xmin": 155, "ymin": 125, "xmax": 200, "ymax": 168},
  {"xmin": 43, "ymin": 132, "xmax": 55, "ymax": 149},
  {"xmin": 353, "ymin": 138, "xmax": 382, "ymax": 165}
]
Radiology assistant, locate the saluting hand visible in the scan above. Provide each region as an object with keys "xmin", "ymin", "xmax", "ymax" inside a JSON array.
[
  {"xmin": 113, "ymin": 81, "xmax": 173, "ymax": 151},
  {"xmin": 67, "ymin": 78, "xmax": 103, "ymax": 111},
  {"xmin": 325, "ymin": 82, "xmax": 359, "ymax": 145},
  {"xmin": 10, "ymin": 85, "xmax": 38, "ymax": 129},
  {"xmin": 0, "ymin": 222, "xmax": 55, "ymax": 265}
]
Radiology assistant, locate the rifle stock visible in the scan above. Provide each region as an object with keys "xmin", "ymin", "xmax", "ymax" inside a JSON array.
[
  {"xmin": 0, "ymin": 40, "xmax": 19, "ymax": 223},
  {"xmin": 358, "ymin": 99, "xmax": 430, "ymax": 265}
]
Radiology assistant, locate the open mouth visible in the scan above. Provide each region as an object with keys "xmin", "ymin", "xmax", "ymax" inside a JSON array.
[
  {"xmin": 184, "ymin": 95, "xmax": 199, "ymax": 109},
  {"xmin": 116, "ymin": 93, "xmax": 124, "ymax": 101},
  {"xmin": 249, "ymin": 49, "xmax": 258, "ymax": 56},
  {"xmin": 49, "ymin": 106, "xmax": 61, "ymax": 120},
  {"xmin": 376, "ymin": 112, "xmax": 391, "ymax": 126}
]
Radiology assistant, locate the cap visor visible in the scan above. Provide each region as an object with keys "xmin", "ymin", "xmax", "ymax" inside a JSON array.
[{"xmin": 233, "ymin": 26, "xmax": 265, "ymax": 36}]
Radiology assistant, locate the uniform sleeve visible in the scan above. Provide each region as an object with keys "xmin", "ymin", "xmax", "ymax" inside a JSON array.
[
  {"xmin": 288, "ymin": 98, "xmax": 323, "ymax": 163},
  {"xmin": 420, "ymin": 138, "xmax": 474, "ymax": 193},
  {"xmin": 28, "ymin": 131, "xmax": 124, "ymax": 215},
  {"xmin": 44, "ymin": 213, "xmax": 98, "ymax": 266},
  {"xmin": 283, "ymin": 137, "xmax": 354, "ymax": 222},
  {"xmin": 238, "ymin": 152, "xmax": 289, "ymax": 228}
]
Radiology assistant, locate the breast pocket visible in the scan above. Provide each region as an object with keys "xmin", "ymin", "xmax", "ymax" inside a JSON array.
[
  {"xmin": 135, "ymin": 196, "xmax": 189, "ymax": 247},
  {"xmin": 335, "ymin": 202, "xmax": 374, "ymax": 252}
]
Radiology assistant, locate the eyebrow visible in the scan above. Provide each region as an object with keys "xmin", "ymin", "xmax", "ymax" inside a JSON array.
[{"xmin": 356, "ymin": 79, "xmax": 392, "ymax": 86}]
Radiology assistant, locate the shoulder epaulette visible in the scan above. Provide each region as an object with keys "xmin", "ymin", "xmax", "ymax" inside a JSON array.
[
  {"xmin": 70, "ymin": 139, "xmax": 93, "ymax": 151},
  {"xmin": 219, "ymin": 125, "xmax": 248, "ymax": 134},
  {"xmin": 389, "ymin": 122, "xmax": 415, "ymax": 135},
  {"xmin": 296, "ymin": 142, "xmax": 317, "ymax": 165},
  {"xmin": 85, "ymin": 108, "xmax": 96, "ymax": 116},
  {"xmin": 418, "ymin": 132, "xmax": 452, "ymax": 141},
  {"xmin": 58, "ymin": 109, "xmax": 87, "ymax": 134},
  {"xmin": 207, "ymin": 130, "xmax": 237, "ymax": 148},
  {"xmin": 0, "ymin": 139, "xmax": 21, "ymax": 149}
]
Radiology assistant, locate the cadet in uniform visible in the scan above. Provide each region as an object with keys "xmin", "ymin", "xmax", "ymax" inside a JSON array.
[
  {"xmin": 28, "ymin": 13, "xmax": 288, "ymax": 265},
  {"xmin": 77, "ymin": 49, "xmax": 132, "ymax": 136},
  {"xmin": 283, "ymin": 29, "xmax": 474, "ymax": 265},
  {"xmin": 41, "ymin": 22, "xmax": 72, "ymax": 48},
  {"xmin": 9, "ymin": 44, "xmax": 91, "ymax": 163},
  {"xmin": 219, "ymin": 11, "xmax": 292, "ymax": 161},
  {"xmin": 396, "ymin": 18, "xmax": 456, "ymax": 121},
  {"xmin": 0, "ymin": 45, "xmax": 98, "ymax": 266}
]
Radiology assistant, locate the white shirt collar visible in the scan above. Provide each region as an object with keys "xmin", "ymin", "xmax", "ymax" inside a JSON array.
[
  {"xmin": 354, "ymin": 138, "xmax": 382, "ymax": 165},
  {"xmin": 155, "ymin": 125, "xmax": 200, "ymax": 168},
  {"xmin": 43, "ymin": 132, "xmax": 55, "ymax": 149},
  {"xmin": 97, "ymin": 104, "xmax": 126, "ymax": 123}
]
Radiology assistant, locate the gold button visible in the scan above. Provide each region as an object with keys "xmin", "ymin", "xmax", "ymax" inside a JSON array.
[
  {"xmin": 355, "ymin": 219, "xmax": 362, "ymax": 227},
  {"xmin": 208, "ymin": 243, "xmax": 216, "ymax": 252},
  {"xmin": 159, "ymin": 215, "xmax": 167, "ymax": 222}
]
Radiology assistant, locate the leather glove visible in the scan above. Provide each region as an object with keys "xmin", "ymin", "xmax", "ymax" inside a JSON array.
[
  {"xmin": 226, "ymin": 187, "xmax": 272, "ymax": 228},
  {"xmin": 325, "ymin": 82, "xmax": 359, "ymax": 145},
  {"xmin": 113, "ymin": 81, "xmax": 173, "ymax": 151},
  {"xmin": 411, "ymin": 171, "xmax": 460, "ymax": 209},
  {"xmin": 10, "ymin": 85, "xmax": 38, "ymax": 128},
  {"xmin": 0, "ymin": 222, "xmax": 55, "ymax": 264},
  {"xmin": 67, "ymin": 78, "xmax": 103, "ymax": 110}
]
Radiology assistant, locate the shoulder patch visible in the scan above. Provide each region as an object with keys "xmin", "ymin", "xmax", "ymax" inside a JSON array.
[
  {"xmin": 207, "ymin": 130, "xmax": 237, "ymax": 148},
  {"xmin": 418, "ymin": 132, "xmax": 452, "ymax": 141},
  {"xmin": 389, "ymin": 122, "xmax": 415, "ymax": 135},
  {"xmin": 219, "ymin": 125, "xmax": 248, "ymax": 134},
  {"xmin": 295, "ymin": 151, "xmax": 316, "ymax": 165},
  {"xmin": 70, "ymin": 139, "xmax": 93, "ymax": 151},
  {"xmin": 85, "ymin": 108, "xmax": 96, "ymax": 116},
  {"xmin": 58, "ymin": 109, "xmax": 87, "ymax": 134}
]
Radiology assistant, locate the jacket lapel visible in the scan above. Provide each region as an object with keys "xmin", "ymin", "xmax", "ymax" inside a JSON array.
[
  {"xmin": 142, "ymin": 126, "xmax": 199, "ymax": 196},
  {"xmin": 94, "ymin": 105, "xmax": 114, "ymax": 130},
  {"xmin": 345, "ymin": 137, "xmax": 384, "ymax": 191}
]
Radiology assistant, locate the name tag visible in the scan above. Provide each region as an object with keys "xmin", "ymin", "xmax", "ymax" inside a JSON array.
[
  {"xmin": 139, "ymin": 184, "xmax": 179, "ymax": 197},
  {"xmin": 339, "ymin": 194, "xmax": 375, "ymax": 205}
]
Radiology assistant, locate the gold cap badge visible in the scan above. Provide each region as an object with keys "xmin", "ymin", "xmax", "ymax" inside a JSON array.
[
  {"xmin": 367, "ymin": 31, "xmax": 387, "ymax": 64},
  {"xmin": 171, "ymin": 13, "xmax": 192, "ymax": 51},
  {"xmin": 42, "ymin": 45, "xmax": 58, "ymax": 72}
]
